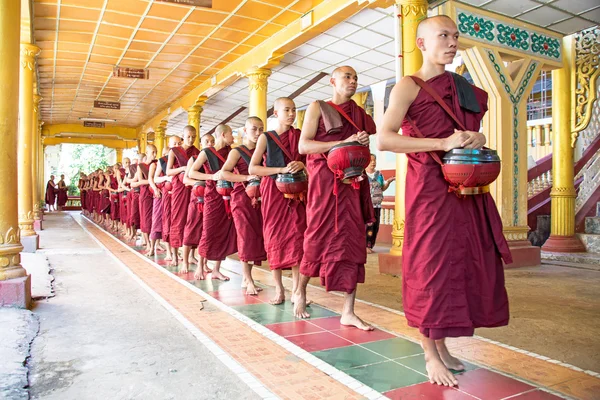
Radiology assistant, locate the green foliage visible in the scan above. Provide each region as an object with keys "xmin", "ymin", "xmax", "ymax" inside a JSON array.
[{"xmin": 65, "ymin": 145, "xmax": 113, "ymax": 196}]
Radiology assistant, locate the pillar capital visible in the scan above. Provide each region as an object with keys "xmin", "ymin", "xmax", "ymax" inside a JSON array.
[
  {"xmin": 20, "ymin": 43, "xmax": 40, "ymax": 71},
  {"xmin": 246, "ymin": 68, "xmax": 271, "ymax": 125},
  {"xmin": 246, "ymin": 68, "xmax": 272, "ymax": 92}
]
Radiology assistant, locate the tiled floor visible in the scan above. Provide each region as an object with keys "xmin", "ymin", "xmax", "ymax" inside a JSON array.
[{"xmin": 79, "ymin": 216, "xmax": 592, "ymax": 400}]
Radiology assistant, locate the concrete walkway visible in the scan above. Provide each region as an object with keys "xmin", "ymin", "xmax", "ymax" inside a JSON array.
[{"xmin": 27, "ymin": 212, "xmax": 258, "ymax": 400}]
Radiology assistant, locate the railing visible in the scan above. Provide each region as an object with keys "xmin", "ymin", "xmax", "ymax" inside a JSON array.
[
  {"xmin": 575, "ymin": 135, "xmax": 600, "ymax": 214},
  {"xmin": 380, "ymin": 202, "xmax": 395, "ymax": 225},
  {"xmin": 527, "ymin": 153, "xmax": 553, "ymax": 198},
  {"xmin": 527, "ymin": 119, "xmax": 552, "ymax": 162}
]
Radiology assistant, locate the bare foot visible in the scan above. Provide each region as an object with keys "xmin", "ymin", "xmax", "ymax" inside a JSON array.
[
  {"xmin": 245, "ymin": 281, "xmax": 261, "ymax": 295},
  {"xmin": 366, "ymin": 248, "xmax": 373, "ymax": 254},
  {"xmin": 340, "ymin": 313, "xmax": 374, "ymax": 331},
  {"xmin": 436, "ymin": 342, "xmax": 465, "ymax": 371},
  {"xmin": 168, "ymin": 259, "xmax": 178, "ymax": 267},
  {"xmin": 269, "ymin": 291, "xmax": 285, "ymax": 305},
  {"xmin": 180, "ymin": 263, "xmax": 189, "ymax": 274},
  {"xmin": 145, "ymin": 250, "xmax": 154, "ymax": 257},
  {"xmin": 164, "ymin": 254, "xmax": 173, "ymax": 261},
  {"xmin": 425, "ymin": 357, "xmax": 458, "ymax": 386},
  {"xmin": 293, "ymin": 294, "xmax": 311, "ymax": 318},
  {"xmin": 194, "ymin": 267, "xmax": 205, "ymax": 280},
  {"xmin": 211, "ymin": 271, "xmax": 230, "ymax": 281},
  {"xmin": 291, "ymin": 293, "xmax": 312, "ymax": 306}
]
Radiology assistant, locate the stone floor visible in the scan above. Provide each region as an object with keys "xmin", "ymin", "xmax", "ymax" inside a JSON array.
[{"xmin": 64, "ymin": 211, "xmax": 600, "ymax": 400}]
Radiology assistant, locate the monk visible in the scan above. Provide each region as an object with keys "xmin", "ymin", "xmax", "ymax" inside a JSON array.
[
  {"xmin": 125, "ymin": 159, "xmax": 141, "ymax": 242},
  {"xmin": 56, "ymin": 174, "xmax": 68, "ymax": 210},
  {"xmin": 45, "ymin": 175, "xmax": 56, "ymax": 212},
  {"xmin": 149, "ymin": 137, "xmax": 181, "ymax": 258},
  {"xmin": 135, "ymin": 145, "xmax": 157, "ymax": 255},
  {"xmin": 248, "ymin": 98, "xmax": 307, "ymax": 304},
  {"xmin": 190, "ymin": 124, "xmax": 237, "ymax": 281},
  {"xmin": 78, "ymin": 173, "xmax": 87, "ymax": 212},
  {"xmin": 295, "ymin": 67, "xmax": 376, "ymax": 331},
  {"xmin": 377, "ymin": 16, "xmax": 512, "ymax": 386},
  {"xmin": 117, "ymin": 157, "xmax": 131, "ymax": 237},
  {"xmin": 159, "ymin": 136, "xmax": 182, "ymax": 262},
  {"xmin": 108, "ymin": 165, "xmax": 121, "ymax": 231},
  {"xmin": 221, "ymin": 117, "xmax": 267, "ymax": 295},
  {"xmin": 181, "ymin": 134, "xmax": 214, "ymax": 274},
  {"xmin": 166, "ymin": 126, "xmax": 199, "ymax": 267}
]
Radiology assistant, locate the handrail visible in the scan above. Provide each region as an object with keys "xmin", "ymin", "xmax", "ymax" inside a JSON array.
[
  {"xmin": 527, "ymin": 153, "xmax": 552, "ymax": 182},
  {"xmin": 575, "ymin": 133, "xmax": 600, "ymax": 176}
]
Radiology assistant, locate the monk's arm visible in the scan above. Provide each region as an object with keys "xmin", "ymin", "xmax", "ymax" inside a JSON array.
[
  {"xmin": 148, "ymin": 163, "xmax": 160, "ymax": 194},
  {"xmin": 166, "ymin": 150, "xmax": 186, "ymax": 176},
  {"xmin": 189, "ymin": 152, "xmax": 218, "ymax": 181},
  {"xmin": 182, "ymin": 158, "xmax": 198, "ymax": 186},
  {"xmin": 221, "ymin": 151, "xmax": 253, "ymax": 183},
  {"xmin": 137, "ymin": 166, "xmax": 150, "ymax": 186},
  {"xmin": 248, "ymin": 134, "xmax": 286, "ymax": 176},
  {"xmin": 299, "ymin": 101, "xmax": 350, "ymax": 154}
]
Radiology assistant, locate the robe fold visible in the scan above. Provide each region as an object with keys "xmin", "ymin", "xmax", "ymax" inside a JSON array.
[
  {"xmin": 260, "ymin": 128, "xmax": 306, "ymax": 270},
  {"xmin": 57, "ymin": 182, "xmax": 68, "ymax": 207},
  {"xmin": 401, "ymin": 72, "xmax": 510, "ymax": 339},
  {"xmin": 110, "ymin": 175, "xmax": 119, "ymax": 221},
  {"xmin": 151, "ymin": 157, "xmax": 167, "ymax": 241},
  {"xmin": 139, "ymin": 161, "xmax": 156, "ymax": 234},
  {"xmin": 169, "ymin": 146, "xmax": 200, "ymax": 248},
  {"xmin": 300, "ymin": 100, "xmax": 376, "ymax": 294},
  {"xmin": 198, "ymin": 146, "xmax": 237, "ymax": 260},
  {"xmin": 183, "ymin": 156, "xmax": 203, "ymax": 247},
  {"xmin": 45, "ymin": 181, "xmax": 56, "ymax": 207},
  {"xmin": 231, "ymin": 146, "xmax": 266, "ymax": 264}
]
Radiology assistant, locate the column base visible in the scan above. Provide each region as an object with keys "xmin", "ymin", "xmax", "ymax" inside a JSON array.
[
  {"xmin": 20, "ymin": 235, "xmax": 39, "ymax": 253},
  {"xmin": 0, "ymin": 275, "xmax": 32, "ymax": 309},
  {"xmin": 378, "ymin": 252, "xmax": 403, "ymax": 276},
  {"xmin": 505, "ymin": 240, "xmax": 541, "ymax": 268},
  {"xmin": 34, "ymin": 219, "xmax": 43, "ymax": 231},
  {"xmin": 542, "ymin": 235, "xmax": 586, "ymax": 253}
]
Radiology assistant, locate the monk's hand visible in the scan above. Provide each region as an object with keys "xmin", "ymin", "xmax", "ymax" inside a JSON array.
[
  {"xmin": 212, "ymin": 171, "xmax": 222, "ymax": 181},
  {"xmin": 356, "ymin": 131, "xmax": 370, "ymax": 146},
  {"xmin": 442, "ymin": 131, "xmax": 470, "ymax": 152},
  {"xmin": 287, "ymin": 161, "xmax": 305, "ymax": 174},
  {"xmin": 246, "ymin": 175, "xmax": 259, "ymax": 182},
  {"xmin": 343, "ymin": 134, "xmax": 359, "ymax": 144},
  {"xmin": 458, "ymin": 130, "xmax": 486, "ymax": 149}
]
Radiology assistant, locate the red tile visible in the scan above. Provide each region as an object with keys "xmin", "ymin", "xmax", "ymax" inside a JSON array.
[
  {"xmin": 385, "ymin": 383, "xmax": 474, "ymax": 399},
  {"xmin": 308, "ymin": 316, "xmax": 355, "ymax": 331},
  {"xmin": 175, "ymin": 271, "xmax": 196, "ymax": 281},
  {"xmin": 266, "ymin": 321, "xmax": 325, "ymax": 337},
  {"xmin": 207, "ymin": 292, "xmax": 263, "ymax": 306},
  {"xmin": 456, "ymin": 369, "xmax": 535, "ymax": 400},
  {"xmin": 286, "ymin": 331, "xmax": 353, "ymax": 352},
  {"xmin": 511, "ymin": 390, "xmax": 565, "ymax": 400},
  {"xmin": 330, "ymin": 328, "xmax": 396, "ymax": 344}
]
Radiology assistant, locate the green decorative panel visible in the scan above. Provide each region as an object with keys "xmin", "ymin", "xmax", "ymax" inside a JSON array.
[{"xmin": 457, "ymin": 8, "xmax": 562, "ymax": 62}]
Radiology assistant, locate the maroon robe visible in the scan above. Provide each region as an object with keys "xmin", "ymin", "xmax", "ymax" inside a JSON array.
[
  {"xmin": 169, "ymin": 146, "xmax": 200, "ymax": 248},
  {"xmin": 402, "ymin": 72, "xmax": 512, "ymax": 339},
  {"xmin": 128, "ymin": 165, "xmax": 140, "ymax": 228},
  {"xmin": 139, "ymin": 162, "xmax": 156, "ymax": 234},
  {"xmin": 45, "ymin": 181, "xmax": 56, "ymax": 207},
  {"xmin": 151, "ymin": 158, "xmax": 167, "ymax": 241},
  {"xmin": 260, "ymin": 128, "xmax": 306, "ymax": 269},
  {"xmin": 57, "ymin": 181, "xmax": 68, "ymax": 207},
  {"xmin": 119, "ymin": 169, "xmax": 129, "ymax": 225},
  {"xmin": 183, "ymin": 158, "xmax": 203, "ymax": 247},
  {"xmin": 231, "ymin": 146, "xmax": 266, "ymax": 264},
  {"xmin": 198, "ymin": 146, "xmax": 237, "ymax": 260},
  {"xmin": 300, "ymin": 100, "xmax": 376, "ymax": 294},
  {"xmin": 80, "ymin": 180, "xmax": 86, "ymax": 211},
  {"xmin": 109, "ymin": 176, "xmax": 119, "ymax": 221}
]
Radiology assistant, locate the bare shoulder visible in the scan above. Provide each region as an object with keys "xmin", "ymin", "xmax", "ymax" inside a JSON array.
[
  {"xmin": 392, "ymin": 76, "xmax": 420, "ymax": 100},
  {"xmin": 306, "ymin": 100, "xmax": 321, "ymax": 117}
]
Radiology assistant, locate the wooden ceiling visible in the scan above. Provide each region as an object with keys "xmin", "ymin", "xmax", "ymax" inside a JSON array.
[{"xmin": 33, "ymin": 0, "xmax": 323, "ymax": 128}]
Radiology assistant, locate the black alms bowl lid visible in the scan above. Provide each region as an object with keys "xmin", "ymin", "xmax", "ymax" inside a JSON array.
[{"xmin": 443, "ymin": 148, "xmax": 500, "ymax": 163}]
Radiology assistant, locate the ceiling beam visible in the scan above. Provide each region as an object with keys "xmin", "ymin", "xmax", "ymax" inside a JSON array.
[
  {"xmin": 266, "ymin": 71, "xmax": 328, "ymax": 118},
  {"xmin": 205, "ymin": 106, "xmax": 247, "ymax": 136}
]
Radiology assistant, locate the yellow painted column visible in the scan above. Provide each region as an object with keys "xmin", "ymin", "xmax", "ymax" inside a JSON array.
[
  {"xmin": 0, "ymin": 0, "xmax": 28, "ymax": 289},
  {"xmin": 139, "ymin": 131, "xmax": 146, "ymax": 155},
  {"xmin": 390, "ymin": 0, "xmax": 427, "ymax": 256},
  {"xmin": 542, "ymin": 38, "xmax": 585, "ymax": 252},
  {"xmin": 18, "ymin": 43, "xmax": 40, "ymax": 238},
  {"xmin": 154, "ymin": 126, "xmax": 165, "ymax": 157},
  {"xmin": 296, "ymin": 109, "xmax": 306, "ymax": 130},
  {"xmin": 115, "ymin": 148, "xmax": 123, "ymax": 164},
  {"xmin": 247, "ymin": 68, "xmax": 271, "ymax": 126},
  {"xmin": 32, "ymin": 94, "xmax": 42, "ymax": 221},
  {"xmin": 188, "ymin": 96, "xmax": 207, "ymax": 148},
  {"xmin": 351, "ymin": 92, "xmax": 368, "ymax": 109}
]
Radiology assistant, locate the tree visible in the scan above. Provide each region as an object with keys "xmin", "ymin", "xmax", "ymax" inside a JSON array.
[{"xmin": 66, "ymin": 145, "xmax": 113, "ymax": 195}]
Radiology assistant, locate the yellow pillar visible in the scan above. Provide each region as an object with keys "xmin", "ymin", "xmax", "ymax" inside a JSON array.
[
  {"xmin": 351, "ymin": 92, "xmax": 368, "ymax": 109},
  {"xmin": 154, "ymin": 126, "xmax": 165, "ymax": 157},
  {"xmin": 296, "ymin": 109, "xmax": 306, "ymax": 130},
  {"xmin": 115, "ymin": 148, "xmax": 123, "ymax": 164},
  {"xmin": 188, "ymin": 96, "xmax": 207, "ymax": 148},
  {"xmin": 247, "ymin": 68, "xmax": 271, "ymax": 126},
  {"xmin": 32, "ymin": 94, "xmax": 42, "ymax": 221},
  {"xmin": 138, "ymin": 131, "xmax": 146, "ymax": 155},
  {"xmin": 390, "ymin": 0, "xmax": 427, "ymax": 256},
  {"xmin": 543, "ymin": 38, "xmax": 585, "ymax": 253},
  {"xmin": 18, "ymin": 43, "xmax": 40, "ymax": 238},
  {"xmin": 0, "ymin": 0, "xmax": 29, "ymax": 303}
]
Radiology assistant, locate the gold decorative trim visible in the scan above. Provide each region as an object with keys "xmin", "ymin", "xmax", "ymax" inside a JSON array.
[
  {"xmin": 573, "ymin": 27, "xmax": 600, "ymax": 146},
  {"xmin": 0, "ymin": 227, "xmax": 21, "ymax": 245},
  {"xmin": 20, "ymin": 44, "xmax": 40, "ymax": 71},
  {"xmin": 246, "ymin": 68, "xmax": 272, "ymax": 92}
]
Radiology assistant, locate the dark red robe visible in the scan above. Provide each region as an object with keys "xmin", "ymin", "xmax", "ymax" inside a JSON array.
[
  {"xmin": 231, "ymin": 146, "xmax": 266, "ymax": 264},
  {"xmin": 198, "ymin": 146, "xmax": 237, "ymax": 260},
  {"xmin": 57, "ymin": 181, "xmax": 68, "ymax": 207},
  {"xmin": 401, "ymin": 72, "xmax": 511, "ymax": 339},
  {"xmin": 300, "ymin": 100, "xmax": 375, "ymax": 294},
  {"xmin": 139, "ymin": 162, "xmax": 156, "ymax": 234},
  {"xmin": 183, "ymin": 156, "xmax": 203, "ymax": 247},
  {"xmin": 45, "ymin": 181, "xmax": 56, "ymax": 207},
  {"xmin": 260, "ymin": 128, "xmax": 306, "ymax": 270},
  {"xmin": 119, "ymin": 169, "xmax": 129, "ymax": 226},
  {"xmin": 128, "ymin": 165, "xmax": 140, "ymax": 228},
  {"xmin": 151, "ymin": 158, "xmax": 167, "ymax": 241},
  {"xmin": 169, "ymin": 146, "xmax": 199, "ymax": 248}
]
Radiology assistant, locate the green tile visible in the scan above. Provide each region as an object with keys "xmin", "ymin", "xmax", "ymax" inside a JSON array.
[
  {"xmin": 312, "ymin": 345, "xmax": 386, "ymax": 370},
  {"xmin": 394, "ymin": 354, "xmax": 478, "ymax": 375},
  {"xmin": 345, "ymin": 360, "xmax": 427, "ymax": 392},
  {"xmin": 232, "ymin": 303, "xmax": 296, "ymax": 324},
  {"xmin": 304, "ymin": 305, "xmax": 338, "ymax": 319},
  {"xmin": 361, "ymin": 338, "xmax": 423, "ymax": 359}
]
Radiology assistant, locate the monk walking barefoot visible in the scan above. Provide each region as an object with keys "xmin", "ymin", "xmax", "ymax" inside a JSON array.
[
  {"xmin": 136, "ymin": 145, "xmax": 157, "ymax": 255},
  {"xmin": 377, "ymin": 16, "xmax": 511, "ymax": 387},
  {"xmin": 295, "ymin": 66, "xmax": 376, "ymax": 330},
  {"xmin": 249, "ymin": 98, "xmax": 307, "ymax": 305}
]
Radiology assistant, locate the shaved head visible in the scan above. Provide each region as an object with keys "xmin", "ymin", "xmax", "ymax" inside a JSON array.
[
  {"xmin": 274, "ymin": 97, "xmax": 294, "ymax": 110},
  {"xmin": 246, "ymin": 116, "xmax": 263, "ymax": 126},
  {"xmin": 332, "ymin": 65, "xmax": 357, "ymax": 78},
  {"xmin": 215, "ymin": 124, "xmax": 231, "ymax": 136},
  {"xmin": 146, "ymin": 144, "xmax": 157, "ymax": 152},
  {"xmin": 167, "ymin": 135, "xmax": 181, "ymax": 148},
  {"xmin": 183, "ymin": 125, "xmax": 196, "ymax": 135}
]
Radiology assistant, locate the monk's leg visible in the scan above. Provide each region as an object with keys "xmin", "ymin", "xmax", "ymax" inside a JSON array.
[
  {"xmin": 143, "ymin": 233, "xmax": 152, "ymax": 254},
  {"xmin": 211, "ymin": 261, "xmax": 229, "ymax": 281},
  {"xmin": 203, "ymin": 257, "xmax": 212, "ymax": 274},
  {"xmin": 193, "ymin": 260, "xmax": 206, "ymax": 280},
  {"xmin": 164, "ymin": 244, "xmax": 173, "ymax": 261},
  {"xmin": 422, "ymin": 337, "xmax": 458, "ymax": 386},
  {"xmin": 269, "ymin": 269, "xmax": 285, "ymax": 305},
  {"xmin": 340, "ymin": 290, "xmax": 373, "ymax": 331},
  {"xmin": 242, "ymin": 262, "xmax": 259, "ymax": 295},
  {"xmin": 169, "ymin": 247, "xmax": 179, "ymax": 267},
  {"xmin": 436, "ymin": 339, "xmax": 465, "ymax": 371},
  {"xmin": 290, "ymin": 267, "xmax": 312, "ymax": 306},
  {"xmin": 188, "ymin": 248, "xmax": 198, "ymax": 264},
  {"xmin": 181, "ymin": 245, "xmax": 192, "ymax": 273},
  {"xmin": 292, "ymin": 274, "xmax": 311, "ymax": 318}
]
